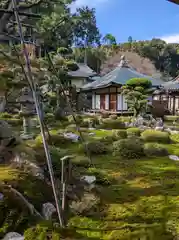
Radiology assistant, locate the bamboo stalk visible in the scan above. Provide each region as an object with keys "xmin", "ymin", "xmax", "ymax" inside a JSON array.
[{"xmin": 11, "ymin": 0, "xmax": 64, "ymax": 227}]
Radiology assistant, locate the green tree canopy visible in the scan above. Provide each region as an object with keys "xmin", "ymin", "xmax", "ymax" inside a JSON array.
[{"xmin": 126, "ymin": 78, "xmax": 152, "ymax": 89}]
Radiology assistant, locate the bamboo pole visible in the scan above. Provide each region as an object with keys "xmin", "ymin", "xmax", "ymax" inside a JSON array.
[{"xmin": 11, "ymin": 0, "xmax": 63, "ymax": 227}]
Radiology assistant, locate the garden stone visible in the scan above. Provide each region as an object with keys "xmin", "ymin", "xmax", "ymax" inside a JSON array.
[
  {"xmin": 124, "ymin": 122, "xmax": 129, "ymax": 127},
  {"xmin": 155, "ymin": 126, "xmax": 164, "ymax": 131},
  {"xmin": 88, "ymin": 127, "xmax": 95, "ymax": 130},
  {"xmin": 155, "ymin": 118, "xmax": 163, "ymax": 127},
  {"xmin": 136, "ymin": 115, "xmax": 144, "ymax": 126},
  {"xmin": 63, "ymin": 132, "xmax": 79, "ymax": 142},
  {"xmin": 88, "ymin": 132, "xmax": 95, "ymax": 136},
  {"xmin": 42, "ymin": 202, "xmax": 56, "ymax": 220},
  {"xmin": 169, "ymin": 155, "xmax": 179, "ymax": 161},
  {"xmin": 81, "ymin": 175, "xmax": 96, "ymax": 184},
  {"xmin": 128, "ymin": 122, "xmax": 135, "ymax": 127},
  {"xmin": 2, "ymin": 232, "xmax": 24, "ymax": 240}
]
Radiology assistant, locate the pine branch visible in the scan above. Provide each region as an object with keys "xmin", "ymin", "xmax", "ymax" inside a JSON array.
[
  {"xmin": 0, "ymin": 8, "xmax": 41, "ymax": 18},
  {"xmin": 1, "ymin": 183, "xmax": 43, "ymax": 218}
]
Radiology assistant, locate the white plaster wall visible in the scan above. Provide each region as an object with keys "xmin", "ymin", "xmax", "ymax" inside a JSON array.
[
  {"xmin": 95, "ymin": 95, "xmax": 100, "ymax": 109},
  {"xmin": 92, "ymin": 93, "xmax": 95, "ymax": 109},
  {"xmin": 71, "ymin": 79, "xmax": 84, "ymax": 89},
  {"xmin": 105, "ymin": 94, "xmax": 109, "ymax": 110},
  {"xmin": 117, "ymin": 94, "xmax": 127, "ymax": 111},
  {"xmin": 123, "ymin": 95, "xmax": 128, "ymax": 110}
]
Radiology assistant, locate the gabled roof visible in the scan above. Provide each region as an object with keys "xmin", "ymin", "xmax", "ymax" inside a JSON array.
[
  {"xmin": 82, "ymin": 56, "xmax": 163, "ymax": 91},
  {"xmin": 68, "ymin": 63, "xmax": 97, "ymax": 78},
  {"xmin": 81, "ymin": 76, "xmax": 103, "ymax": 90},
  {"xmin": 162, "ymin": 80, "xmax": 179, "ymax": 90}
]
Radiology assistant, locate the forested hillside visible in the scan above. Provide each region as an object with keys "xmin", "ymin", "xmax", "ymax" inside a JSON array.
[{"xmin": 75, "ymin": 38, "xmax": 179, "ymax": 79}]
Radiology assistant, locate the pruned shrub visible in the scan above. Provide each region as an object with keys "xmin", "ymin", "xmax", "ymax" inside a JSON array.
[
  {"xmin": 109, "ymin": 114, "xmax": 118, "ymax": 120},
  {"xmin": 35, "ymin": 131, "xmax": 72, "ymax": 147},
  {"xmin": 44, "ymin": 113, "xmax": 54, "ymax": 123},
  {"xmin": 101, "ymin": 135, "xmax": 118, "ymax": 144},
  {"xmin": 33, "ymin": 145, "xmax": 66, "ymax": 166},
  {"xmin": 54, "ymin": 108, "xmax": 68, "ymax": 121},
  {"xmin": 68, "ymin": 114, "xmax": 83, "ymax": 124},
  {"xmin": 0, "ymin": 112, "xmax": 13, "ymax": 119},
  {"xmin": 100, "ymin": 119, "xmax": 125, "ymax": 129},
  {"xmin": 141, "ymin": 130, "xmax": 170, "ymax": 143},
  {"xmin": 144, "ymin": 143, "xmax": 168, "ymax": 157},
  {"xmin": 90, "ymin": 116, "xmax": 100, "ymax": 127},
  {"xmin": 6, "ymin": 118, "xmax": 22, "ymax": 126},
  {"xmin": 127, "ymin": 127, "xmax": 141, "ymax": 137},
  {"xmin": 113, "ymin": 129, "xmax": 127, "ymax": 139},
  {"xmin": 87, "ymin": 167, "xmax": 112, "ymax": 185},
  {"xmin": 85, "ymin": 141, "xmax": 108, "ymax": 155},
  {"xmin": 101, "ymin": 111, "xmax": 109, "ymax": 119},
  {"xmin": 80, "ymin": 120, "xmax": 89, "ymax": 128},
  {"xmin": 164, "ymin": 115, "xmax": 179, "ymax": 122},
  {"xmin": 113, "ymin": 138, "xmax": 144, "ymax": 159}
]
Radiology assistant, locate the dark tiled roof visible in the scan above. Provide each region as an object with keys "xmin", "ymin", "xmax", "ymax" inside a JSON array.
[
  {"xmin": 82, "ymin": 56, "xmax": 163, "ymax": 91},
  {"xmin": 162, "ymin": 80, "xmax": 179, "ymax": 90},
  {"xmin": 68, "ymin": 63, "xmax": 97, "ymax": 78}
]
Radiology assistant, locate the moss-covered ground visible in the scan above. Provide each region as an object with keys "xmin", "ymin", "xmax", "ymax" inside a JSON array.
[{"xmin": 2, "ymin": 115, "xmax": 179, "ymax": 239}]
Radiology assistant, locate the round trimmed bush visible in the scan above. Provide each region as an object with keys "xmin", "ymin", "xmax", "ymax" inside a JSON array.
[
  {"xmin": 6, "ymin": 118, "xmax": 22, "ymax": 126},
  {"xmin": 113, "ymin": 129, "xmax": 127, "ymax": 139},
  {"xmin": 109, "ymin": 114, "xmax": 118, "ymax": 120},
  {"xmin": 101, "ymin": 112, "xmax": 109, "ymax": 119},
  {"xmin": 101, "ymin": 135, "xmax": 118, "ymax": 144},
  {"xmin": 80, "ymin": 120, "xmax": 89, "ymax": 128},
  {"xmin": 89, "ymin": 117, "xmax": 100, "ymax": 127},
  {"xmin": 85, "ymin": 141, "xmax": 108, "ymax": 155},
  {"xmin": 113, "ymin": 138, "xmax": 144, "ymax": 159},
  {"xmin": 141, "ymin": 130, "xmax": 170, "ymax": 143},
  {"xmin": 0, "ymin": 112, "xmax": 12, "ymax": 119},
  {"xmin": 44, "ymin": 113, "xmax": 54, "ymax": 123},
  {"xmin": 144, "ymin": 143, "xmax": 168, "ymax": 157},
  {"xmin": 87, "ymin": 167, "xmax": 112, "ymax": 185},
  {"xmin": 35, "ymin": 131, "xmax": 72, "ymax": 147},
  {"xmin": 100, "ymin": 119, "xmax": 125, "ymax": 129},
  {"xmin": 68, "ymin": 114, "xmax": 83, "ymax": 124},
  {"xmin": 127, "ymin": 127, "xmax": 141, "ymax": 137},
  {"xmin": 164, "ymin": 115, "xmax": 179, "ymax": 122}
]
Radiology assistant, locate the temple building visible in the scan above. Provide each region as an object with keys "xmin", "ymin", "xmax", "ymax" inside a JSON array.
[
  {"xmin": 68, "ymin": 63, "xmax": 97, "ymax": 91},
  {"xmin": 81, "ymin": 56, "xmax": 164, "ymax": 113},
  {"xmin": 153, "ymin": 79, "xmax": 179, "ymax": 114}
]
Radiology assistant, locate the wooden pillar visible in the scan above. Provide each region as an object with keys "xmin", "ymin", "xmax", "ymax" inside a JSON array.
[
  {"xmin": 173, "ymin": 95, "xmax": 176, "ymax": 115},
  {"xmin": 115, "ymin": 87, "xmax": 117, "ymax": 112},
  {"xmin": 121, "ymin": 91, "xmax": 123, "ymax": 115},
  {"xmin": 94, "ymin": 92, "xmax": 96, "ymax": 110},
  {"xmin": 108, "ymin": 88, "xmax": 110, "ymax": 111}
]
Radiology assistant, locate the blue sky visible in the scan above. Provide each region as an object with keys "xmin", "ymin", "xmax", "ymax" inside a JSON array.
[{"xmin": 73, "ymin": 0, "xmax": 179, "ymax": 43}]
